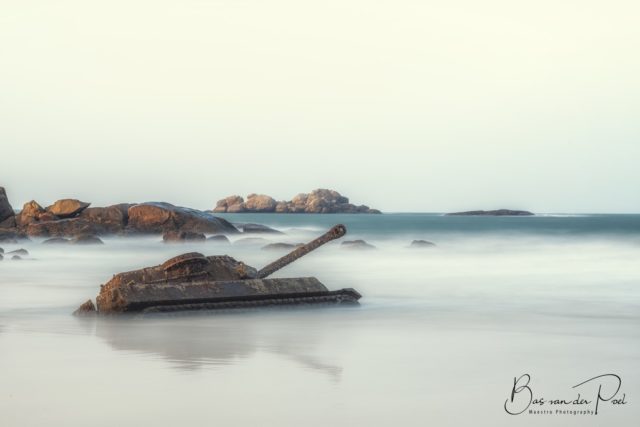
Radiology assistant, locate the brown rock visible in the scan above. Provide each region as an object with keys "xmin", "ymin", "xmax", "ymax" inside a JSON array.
[
  {"xmin": 213, "ymin": 195, "xmax": 244, "ymax": 213},
  {"xmin": 0, "ymin": 187, "xmax": 15, "ymax": 226},
  {"xmin": 274, "ymin": 201, "xmax": 289, "ymax": 213},
  {"xmin": 26, "ymin": 218, "xmax": 102, "ymax": 237},
  {"xmin": 46, "ymin": 199, "xmax": 91, "ymax": 218},
  {"xmin": 79, "ymin": 206, "xmax": 127, "ymax": 233},
  {"xmin": 163, "ymin": 230, "xmax": 206, "ymax": 242},
  {"xmin": 226, "ymin": 203, "xmax": 246, "ymax": 213},
  {"xmin": 16, "ymin": 201, "xmax": 48, "ymax": 226},
  {"xmin": 127, "ymin": 202, "xmax": 238, "ymax": 234},
  {"xmin": 73, "ymin": 299, "xmax": 97, "ymax": 316},
  {"xmin": 244, "ymin": 194, "xmax": 277, "ymax": 212}
]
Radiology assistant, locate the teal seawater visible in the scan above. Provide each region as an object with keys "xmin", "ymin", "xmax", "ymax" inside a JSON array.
[{"xmin": 214, "ymin": 213, "xmax": 640, "ymax": 239}]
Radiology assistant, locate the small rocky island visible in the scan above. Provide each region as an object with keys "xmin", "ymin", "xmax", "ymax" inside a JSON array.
[
  {"xmin": 0, "ymin": 186, "xmax": 238, "ymax": 242},
  {"xmin": 446, "ymin": 209, "xmax": 534, "ymax": 216},
  {"xmin": 213, "ymin": 189, "xmax": 381, "ymax": 214}
]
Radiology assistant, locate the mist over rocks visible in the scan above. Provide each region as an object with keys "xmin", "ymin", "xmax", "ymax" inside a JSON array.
[{"xmin": 213, "ymin": 189, "xmax": 381, "ymax": 214}]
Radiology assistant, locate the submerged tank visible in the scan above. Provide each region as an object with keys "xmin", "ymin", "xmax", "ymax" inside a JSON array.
[{"xmin": 75, "ymin": 224, "xmax": 361, "ymax": 315}]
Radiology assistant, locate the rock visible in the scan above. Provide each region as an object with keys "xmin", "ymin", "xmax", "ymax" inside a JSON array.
[
  {"xmin": 0, "ymin": 247, "xmax": 3, "ymax": 253},
  {"xmin": 213, "ymin": 189, "xmax": 380, "ymax": 214},
  {"xmin": 43, "ymin": 237, "xmax": 71, "ymax": 244},
  {"xmin": 207, "ymin": 235, "xmax": 230, "ymax": 243},
  {"xmin": 446, "ymin": 209, "xmax": 534, "ymax": 216},
  {"xmin": 79, "ymin": 206, "xmax": 127, "ymax": 233},
  {"xmin": 0, "ymin": 227, "xmax": 27, "ymax": 243},
  {"xmin": 0, "ymin": 215, "xmax": 16, "ymax": 228},
  {"xmin": 0, "ymin": 253, "xmax": 3, "ymax": 261},
  {"xmin": 244, "ymin": 194, "xmax": 277, "ymax": 212},
  {"xmin": 239, "ymin": 223, "xmax": 283, "ymax": 234},
  {"xmin": 341, "ymin": 239, "xmax": 377, "ymax": 250},
  {"xmin": 261, "ymin": 242, "xmax": 303, "ymax": 251},
  {"xmin": 8, "ymin": 248, "xmax": 29, "ymax": 255},
  {"xmin": 71, "ymin": 234, "xmax": 104, "ymax": 245},
  {"xmin": 46, "ymin": 199, "xmax": 91, "ymax": 218},
  {"xmin": 127, "ymin": 202, "xmax": 238, "ymax": 234},
  {"xmin": 213, "ymin": 195, "xmax": 244, "ymax": 213},
  {"xmin": 163, "ymin": 230, "xmax": 206, "ymax": 242},
  {"xmin": 11, "ymin": 255, "xmax": 22, "ymax": 260},
  {"xmin": 0, "ymin": 187, "xmax": 15, "ymax": 226},
  {"xmin": 410, "ymin": 239, "xmax": 436, "ymax": 248},
  {"xmin": 73, "ymin": 299, "xmax": 96, "ymax": 316},
  {"xmin": 274, "ymin": 201, "xmax": 289, "ymax": 213},
  {"xmin": 233, "ymin": 237, "xmax": 270, "ymax": 246},
  {"xmin": 16, "ymin": 201, "xmax": 50, "ymax": 226},
  {"xmin": 26, "ymin": 218, "xmax": 102, "ymax": 237}
]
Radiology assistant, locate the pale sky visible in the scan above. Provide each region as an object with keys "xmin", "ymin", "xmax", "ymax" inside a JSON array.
[{"xmin": 1, "ymin": 1, "xmax": 638, "ymax": 213}]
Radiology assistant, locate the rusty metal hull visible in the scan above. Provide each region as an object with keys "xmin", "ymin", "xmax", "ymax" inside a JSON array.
[{"xmin": 96, "ymin": 276, "xmax": 361, "ymax": 314}]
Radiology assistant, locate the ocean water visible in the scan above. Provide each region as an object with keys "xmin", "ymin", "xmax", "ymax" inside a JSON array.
[{"xmin": 1, "ymin": 214, "xmax": 639, "ymax": 426}]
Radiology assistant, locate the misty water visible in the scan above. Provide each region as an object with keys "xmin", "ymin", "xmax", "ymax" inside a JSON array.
[{"xmin": 1, "ymin": 214, "xmax": 639, "ymax": 426}]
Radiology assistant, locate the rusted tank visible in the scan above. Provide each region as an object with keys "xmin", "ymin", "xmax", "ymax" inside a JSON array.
[{"xmin": 75, "ymin": 224, "xmax": 360, "ymax": 315}]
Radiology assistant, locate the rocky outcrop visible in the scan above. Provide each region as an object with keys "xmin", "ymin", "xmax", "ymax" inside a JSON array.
[
  {"xmin": 0, "ymin": 187, "xmax": 16, "ymax": 227},
  {"xmin": 446, "ymin": 209, "xmax": 534, "ymax": 216},
  {"xmin": 71, "ymin": 235, "xmax": 104, "ymax": 245},
  {"xmin": 79, "ymin": 205, "xmax": 129, "ymax": 233},
  {"xmin": 26, "ymin": 218, "xmax": 103, "ymax": 237},
  {"xmin": 46, "ymin": 199, "xmax": 91, "ymax": 218},
  {"xmin": 207, "ymin": 235, "xmax": 230, "ymax": 243},
  {"xmin": 213, "ymin": 189, "xmax": 381, "ymax": 214},
  {"xmin": 128, "ymin": 202, "xmax": 238, "ymax": 234}
]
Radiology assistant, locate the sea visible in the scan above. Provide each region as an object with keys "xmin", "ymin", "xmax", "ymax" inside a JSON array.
[{"xmin": 1, "ymin": 213, "xmax": 639, "ymax": 426}]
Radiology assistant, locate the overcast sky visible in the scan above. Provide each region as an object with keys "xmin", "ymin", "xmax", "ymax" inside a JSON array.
[{"xmin": 1, "ymin": 1, "xmax": 638, "ymax": 213}]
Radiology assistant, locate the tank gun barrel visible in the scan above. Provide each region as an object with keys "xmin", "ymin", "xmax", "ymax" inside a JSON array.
[{"xmin": 256, "ymin": 224, "xmax": 347, "ymax": 279}]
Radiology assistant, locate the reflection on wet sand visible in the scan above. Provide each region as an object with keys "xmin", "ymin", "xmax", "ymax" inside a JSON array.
[{"xmin": 92, "ymin": 309, "xmax": 343, "ymax": 379}]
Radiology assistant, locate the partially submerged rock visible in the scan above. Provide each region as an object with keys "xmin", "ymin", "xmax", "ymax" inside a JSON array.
[
  {"xmin": 238, "ymin": 223, "xmax": 283, "ymax": 234},
  {"xmin": 11, "ymin": 255, "xmax": 22, "ymax": 260},
  {"xmin": 410, "ymin": 239, "xmax": 436, "ymax": 248},
  {"xmin": 207, "ymin": 235, "xmax": 230, "ymax": 243},
  {"xmin": 128, "ymin": 202, "xmax": 238, "ymax": 234},
  {"xmin": 46, "ymin": 199, "xmax": 91, "ymax": 218},
  {"xmin": 341, "ymin": 239, "xmax": 377, "ymax": 250},
  {"xmin": 43, "ymin": 237, "xmax": 71, "ymax": 244},
  {"xmin": 163, "ymin": 230, "xmax": 206, "ymax": 242},
  {"xmin": 73, "ymin": 299, "xmax": 96, "ymax": 316},
  {"xmin": 79, "ymin": 205, "xmax": 129, "ymax": 233},
  {"xmin": 71, "ymin": 235, "xmax": 104, "ymax": 245},
  {"xmin": 7, "ymin": 248, "xmax": 29, "ymax": 256},
  {"xmin": 446, "ymin": 209, "xmax": 534, "ymax": 216}
]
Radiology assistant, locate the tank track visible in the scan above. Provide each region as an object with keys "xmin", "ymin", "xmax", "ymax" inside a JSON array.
[{"xmin": 140, "ymin": 289, "xmax": 360, "ymax": 314}]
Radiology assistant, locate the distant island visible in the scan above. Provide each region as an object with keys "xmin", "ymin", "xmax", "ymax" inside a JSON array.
[
  {"xmin": 213, "ymin": 189, "xmax": 381, "ymax": 214},
  {"xmin": 446, "ymin": 209, "xmax": 534, "ymax": 216}
]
